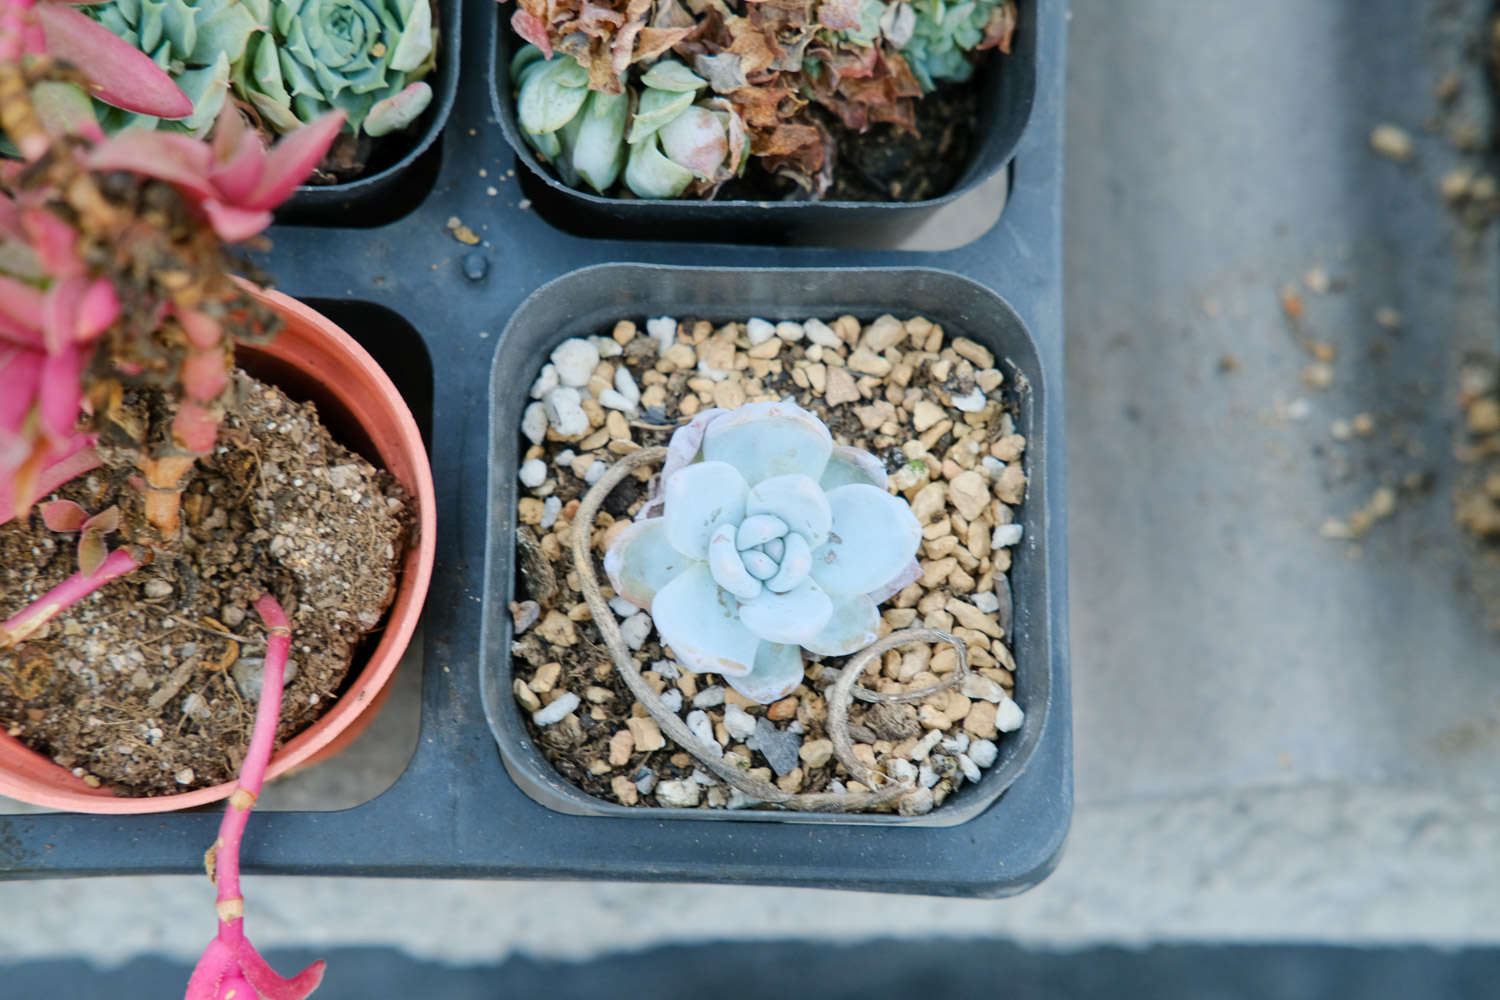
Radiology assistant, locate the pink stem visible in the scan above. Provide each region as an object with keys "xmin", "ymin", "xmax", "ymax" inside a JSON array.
[
  {"xmin": 0, "ymin": 545, "xmax": 139, "ymax": 648},
  {"xmin": 0, "ymin": 0, "xmax": 44, "ymax": 61}
]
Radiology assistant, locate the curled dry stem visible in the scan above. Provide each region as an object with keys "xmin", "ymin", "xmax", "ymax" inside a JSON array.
[{"xmin": 570, "ymin": 447, "xmax": 969, "ymax": 814}]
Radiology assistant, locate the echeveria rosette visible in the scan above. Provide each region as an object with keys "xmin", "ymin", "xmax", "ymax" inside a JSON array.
[
  {"xmin": 605, "ymin": 400, "xmax": 921, "ymax": 704},
  {"xmin": 897, "ymin": 0, "xmax": 1018, "ymax": 92}
]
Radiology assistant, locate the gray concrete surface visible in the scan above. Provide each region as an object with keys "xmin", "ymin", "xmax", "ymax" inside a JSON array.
[{"xmin": 5, "ymin": 0, "xmax": 1500, "ymax": 967}]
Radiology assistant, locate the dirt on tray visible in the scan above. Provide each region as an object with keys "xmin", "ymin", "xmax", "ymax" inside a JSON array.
[
  {"xmin": 511, "ymin": 314, "xmax": 1029, "ymax": 814},
  {"xmin": 0, "ymin": 371, "xmax": 413, "ymax": 797}
]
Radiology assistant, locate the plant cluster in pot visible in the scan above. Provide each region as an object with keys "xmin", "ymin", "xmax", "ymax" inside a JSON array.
[
  {"xmin": 1, "ymin": 18, "xmax": 434, "ymax": 997},
  {"xmin": 506, "ymin": 311, "xmax": 1029, "ymax": 817},
  {"xmin": 502, "ymin": 0, "xmax": 1021, "ymax": 201}
]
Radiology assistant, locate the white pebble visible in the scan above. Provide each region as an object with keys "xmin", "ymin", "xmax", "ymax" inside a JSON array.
[
  {"xmin": 910, "ymin": 729, "xmax": 943, "ymax": 761},
  {"xmin": 957, "ymin": 753, "xmax": 982, "ymax": 783},
  {"xmin": 804, "ymin": 318, "xmax": 842, "ymax": 348},
  {"xmin": 951, "ymin": 388, "xmax": 987, "ymax": 412},
  {"xmin": 691, "ymin": 685, "xmax": 725, "ymax": 709},
  {"xmin": 981, "ymin": 456, "xmax": 1007, "ymax": 481},
  {"xmin": 775, "ymin": 321, "xmax": 804, "ymax": 342},
  {"xmin": 620, "ymin": 612, "xmax": 652, "ymax": 651},
  {"xmin": 634, "ymin": 769, "xmax": 658, "ymax": 794},
  {"xmin": 960, "ymin": 673, "xmax": 1007, "ymax": 703},
  {"xmin": 918, "ymin": 764, "xmax": 939, "ymax": 788},
  {"xmin": 686, "ymin": 711, "xmax": 721, "ymax": 755},
  {"xmin": 614, "ymin": 367, "xmax": 641, "ymax": 404},
  {"xmin": 660, "ymin": 689, "xmax": 683, "ymax": 713},
  {"xmin": 726, "ymin": 789, "xmax": 761, "ymax": 810},
  {"xmin": 550, "ymin": 338, "xmax": 600, "ymax": 388},
  {"xmin": 886, "ymin": 758, "xmax": 918, "ymax": 784},
  {"xmin": 746, "ymin": 318, "xmax": 777, "ymax": 345},
  {"xmin": 941, "ymin": 732, "xmax": 970, "ymax": 754},
  {"xmin": 521, "ymin": 402, "xmax": 548, "ymax": 444},
  {"xmin": 991, "ymin": 523, "xmax": 1024, "ymax": 548},
  {"xmin": 543, "ymin": 387, "xmax": 589, "ymax": 437},
  {"xmin": 181, "ymin": 693, "xmax": 211, "ymax": 722},
  {"xmin": 592, "ymin": 335, "xmax": 622, "ymax": 358},
  {"xmin": 996, "ymin": 697, "xmax": 1025, "ymax": 733},
  {"xmin": 695, "ymin": 360, "xmax": 731, "ymax": 381},
  {"xmin": 972, "ymin": 591, "xmax": 1000, "ymax": 614},
  {"xmin": 723, "ymin": 703, "xmax": 757, "ymax": 741},
  {"xmin": 652, "ymin": 658, "xmax": 680, "ymax": 679},
  {"xmin": 691, "ymin": 768, "xmax": 717, "ymax": 786},
  {"xmin": 174, "ymin": 767, "xmax": 195, "ymax": 785},
  {"xmin": 598, "ymin": 388, "xmax": 636, "ymax": 412},
  {"xmin": 518, "ymin": 459, "xmax": 547, "ymax": 488},
  {"xmin": 654, "ymin": 778, "xmax": 701, "ymax": 808},
  {"xmin": 584, "ymin": 461, "xmax": 607, "ymax": 485},
  {"xmin": 646, "ymin": 316, "xmax": 677, "ymax": 355},
  {"xmin": 968, "ymin": 739, "xmax": 999, "ymax": 768},
  {"xmin": 608, "ymin": 596, "xmax": 637, "ymax": 618},
  {"xmin": 532, "ymin": 692, "xmax": 580, "ymax": 725},
  {"xmin": 530, "ymin": 364, "xmax": 559, "ymax": 400},
  {"xmin": 540, "ymin": 496, "xmax": 561, "ymax": 529},
  {"xmin": 555, "ymin": 449, "xmax": 576, "ymax": 467}
]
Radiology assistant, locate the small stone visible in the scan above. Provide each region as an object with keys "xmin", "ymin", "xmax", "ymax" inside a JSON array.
[
  {"xmin": 585, "ymin": 461, "xmax": 607, "ymax": 485},
  {"xmin": 776, "ymin": 321, "xmax": 805, "ymax": 342},
  {"xmin": 964, "ymin": 701, "xmax": 999, "ymax": 739},
  {"xmin": 1468, "ymin": 398, "xmax": 1500, "ymax": 434},
  {"xmin": 949, "ymin": 470, "xmax": 989, "ymax": 520},
  {"xmin": 584, "ymin": 686, "xmax": 615, "ymax": 704},
  {"xmin": 521, "ymin": 402, "xmax": 549, "ymax": 444},
  {"xmin": 174, "ymin": 768, "xmax": 195, "ymax": 785},
  {"xmin": 660, "ymin": 689, "xmax": 683, "ymax": 713},
  {"xmin": 532, "ymin": 692, "xmax": 580, "ymax": 725},
  {"xmin": 608, "ymin": 596, "xmax": 637, "ymax": 618},
  {"xmin": 543, "ymin": 388, "xmax": 589, "ymax": 438},
  {"xmin": 620, "ymin": 612, "xmax": 652, "ymax": 651},
  {"xmin": 613, "ymin": 320, "xmax": 638, "ymax": 345},
  {"xmin": 692, "ymin": 685, "xmax": 726, "ymax": 709},
  {"xmin": 605, "ymin": 410, "xmax": 630, "ymax": 440},
  {"xmin": 972, "ymin": 591, "xmax": 1000, "ymax": 614},
  {"xmin": 1302, "ymin": 362, "xmax": 1334, "ymax": 390},
  {"xmin": 957, "ymin": 753, "xmax": 982, "ymax": 783},
  {"xmin": 946, "ymin": 598, "xmax": 1003, "ymax": 638},
  {"xmin": 633, "ymin": 767, "xmax": 657, "ymax": 794},
  {"xmin": 950, "ymin": 388, "xmax": 987, "ymax": 412},
  {"xmin": 1370, "ymin": 123, "xmax": 1414, "ymax": 162},
  {"xmin": 513, "ymin": 679, "xmax": 541, "ymax": 712},
  {"xmin": 805, "ymin": 318, "xmax": 843, "ymax": 348},
  {"xmin": 991, "ymin": 523, "xmax": 1023, "ymax": 548},
  {"xmin": 898, "ymin": 787, "xmax": 935, "ymax": 816},
  {"xmin": 746, "ymin": 318, "xmax": 777, "ymax": 345},
  {"xmin": 611, "ymin": 775, "xmax": 639, "ymax": 804},
  {"xmin": 968, "ymin": 739, "xmax": 999, "ymax": 768},
  {"xmin": 817, "ymin": 366, "xmax": 857, "ymax": 405},
  {"xmin": 911, "ymin": 482, "xmax": 946, "ymax": 522},
  {"xmin": 627, "ymin": 716, "xmax": 666, "ymax": 751},
  {"xmin": 551, "ymin": 339, "xmax": 600, "ymax": 387},
  {"xmin": 181, "ymin": 692, "xmax": 211, "ymax": 721},
  {"xmin": 798, "ymin": 737, "xmax": 833, "ymax": 768},
  {"xmin": 518, "ymin": 459, "xmax": 547, "ymax": 488},
  {"xmin": 961, "ymin": 673, "xmax": 1007, "ymax": 703},
  {"xmin": 655, "ymin": 778, "xmax": 701, "ymax": 808},
  {"xmin": 652, "ymin": 658, "xmax": 680, "ymax": 679},
  {"xmin": 847, "ymin": 348, "xmax": 892, "ymax": 377},
  {"xmin": 767, "ymin": 696, "xmax": 798, "ymax": 721},
  {"xmin": 996, "ymin": 697, "xmax": 1025, "ymax": 733},
  {"xmin": 918, "ymin": 704, "xmax": 949, "ymax": 730},
  {"xmin": 724, "ymin": 703, "xmax": 757, "ymax": 741},
  {"xmin": 593, "ymin": 335, "xmax": 622, "ymax": 359},
  {"xmin": 142, "ymin": 578, "xmax": 173, "ymax": 600},
  {"xmin": 614, "ymin": 367, "xmax": 641, "ymax": 405},
  {"xmin": 599, "ymin": 388, "xmax": 635, "ymax": 412},
  {"xmin": 951, "ymin": 337, "xmax": 995, "ymax": 369},
  {"xmin": 530, "ymin": 364, "xmax": 559, "ymax": 399},
  {"xmin": 686, "ymin": 710, "xmax": 721, "ymax": 755},
  {"xmin": 912, "ymin": 400, "xmax": 945, "ymax": 432},
  {"xmin": 861, "ymin": 315, "xmax": 905, "ymax": 352},
  {"xmin": 530, "ymin": 661, "xmax": 562, "ymax": 692},
  {"xmin": 663, "ymin": 343, "xmax": 696, "ymax": 370},
  {"xmin": 646, "ymin": 316, "xmax": 677, "ymax": 354},
  {"xmin": 995, "ymin": 464, "xmax": 1027, "ymax": 504},
  {"xmin": 713, "ymin": 380, "xmax": 747, "ymax": 409},
  {"xmin": 749, "ymin": 716, "xmax": 802, "ymax": 775},
  {"xmin": 1375, "ymin": 306, "xmax": 1402, "ymax": 329}
]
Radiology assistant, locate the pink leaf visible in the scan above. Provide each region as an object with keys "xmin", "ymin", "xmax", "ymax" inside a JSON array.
[
  {"xmin": 84, "ymin": 505, "xmax": 120, "ymax": 533},
  {"xmin": 243, "ymin": 111, "xmax": 344, "ymax": 211},
  {"xmin": 77, "ymin": 530, "xmax": 106, "ymax": 575},
  {"xmin": 36, "ymin": 4, "xmax": 193, "ymax": 118},
  {"xmin": 0, "ymin": 275, "xmax": 46, "ymax": 335},
  {"xmin": 38, "ymin": 346, "xmax": 85, "ymax": 440},
  {"xmin": 87, "ymin": 129, "xmax": 216, "ymax": 202},
  {"xmin": 239, "ymin": 940, "xmax": 326, "ymax": 1000},
  {"xmin": 76, "ymin": 278, "xmax": 119, "ymax": 341},
  {"xmin": 181, "ymin": 347, "xmax": 228, "ymax": 401},
  {"xmin": 40, "ymin": 499, "xmax": 88, "ymax": 532},
  {"xmin": 200, "ymin": 200, "xmax": 273, "ymax": 243},
  {"xmin": 0, "ymin": 436, "xmax": 98, "ymax": 526},
  {"xmin": 208, "ymin": 113, "xmax": 267, "ymax": 205},
  {"xmin": 172, "ymin": 400, "xmax": 220, "ymax": 453},
  {"xmin": 0, "ymin": 349, "xmax": 45, "ymax": 433},
  {"xmin": 185, "ymin": 938, "xmax": 236, "ymax": 1000},
  {"xmin": 40, "ymin": 275, "xmax": 84, "ymax": 354},
  {"xmin": 177, "ymin": 309, "xmax": 223, "ymax": 350},
  {"xmin": 511, "ymin": 10, "xmax": 553, "ymax": 59},
  {"xmin": 20, "ymin": 209, "xmax": 82, "ymax": 278}
]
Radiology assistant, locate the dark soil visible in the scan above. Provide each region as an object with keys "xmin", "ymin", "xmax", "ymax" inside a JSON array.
[{"xmin": 0, "ymin": 372, "xmax": 412, "ymax": 797}]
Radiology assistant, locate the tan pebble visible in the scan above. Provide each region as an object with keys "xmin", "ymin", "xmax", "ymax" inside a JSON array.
[
  {"xmin": 627, "ymin": 716, "xmax": 666, "ymax": 752},
  {"xmin": 992, "ymin": 434, "xmax": 1026, "ymax": 462},
  {"xmin": 581, "ymin": 398, "xmax": 605, "ymax": 429},
  {"xmin": 924, "ymin": 609, "xmax": 955, "ymax": 632},
  {"xmin": 992, "ymin": 547, "xmax": 1012, "ymax": 573},
  {"xmin": 567, "ymin": 603, "xmax": 592, "ymax": 622},
  {"xmin": 579, "ymin": 429, "xmax": 610, "ymax": 451},
  {"xmin": 899, "ymin": 646, "xmax": 931, "ymax": 681},
  {"xmin": 921, "ymin": 557, "xmax": 958, "ymax": 589},
  {"xmin": 640, "ymin": 385, "xmax": 667, "ymax": 409},
  {"xmin": 861, "ymin": 315, "xmax": 906, "ymax": 352},
  {"xmin": 851, "ymin": 743, "xmax": 878, "ymax": 769},
  {"xmin": 663, "ymin": 343, "xmax": 696, "ymax": 370},
  {"xmin": 723, "ymin": 688, "xmax": 759, "ymax": 710},
  {"xmin": 995, "ymin": 464, "xmax": 1027, "ymax": 504},
  {"xmin": 513, "ymin": 679, "xmax": 541, "ymax": 712},
  {"xmin": 918, "ymin": 419, "xmax": 952, "ymax": 451},
  {"xmin": 606, "ymin": 411, "xmax": 630, "ymax": 440},
  {"xmin": 951, "ymin": 337, "xmax": 995, "ymax": 369},
  {"xmin": 930, "ymin": 648, "xmax": 958, "ymax": 675},
  {"xmin": 799, "ymin": 738, "xmax": 834, "ymax": 768},
  {"xmin": 686, "ymin": 376, "xmax": 717, "ymax": 394},
  {"xmin": 912, "ymin": 399, "xmax": 946, "ymax": 432},
  {"xmin": 530, "ymin": 662, "xmax": 562, "ymax": 693},
  {"xmin": 676, "ymin": 672, "xmax": 698, "ymax": 697},
  {"xmin": 833, "ymin": 314, "xmax": 861, "ymax": 344},
  {"xmin": 848, "ymin": 348, "xmax": 893, "ymax": 377},
  {"xmin": 884, "ymin": 608, "xmax": 918, "ymax": 629},
  {"xmin": 904, "ymin": 316, "xmax": 933, "ymax": 339},
  {"xmin": 911, "ymin": 482, "xmax": 947, "ymax": 522},
  {"xmin": 776, "ymin": 767, "xmax": 805, "ymax": 794},
  {"xmin": 977, "ymin": 369, "xmax": 1004, "ymax": 393},
  {"xmin": 1469, "ymin": 398, "xmax": 1500, "ymax": 434},
  {"xmin": 607, "ymin": 439, "xmax": 640, "ymax": 456},
  {"xmin": 1370, "ymin": 123, "xmax": 1414, "ymax": 161},
  {"xmin": 678, "ymin": 395, "xmax": 700, "ymax": 417},
  {"xmin": 946, "ymin": 598, "xmax": 1003, "ymax": 638},
  {"xmin": 518, "ymin": 498, "xmax": 544, "ymax": 525},
  {"xmin": 966, "ymin": 521, "xmax": 990, "ymax": 556},
  {"xmin": 940, "ymin": 458, "xmax": 962, "ymax": 481},
  {"xmin": 923, "ymin": 535, "xmax": 959, "ymax": 559},
  {"xmin": 609, "ymin": 728, "xmax": 635, "ymax": 766},
  {"xmin": 747, "ymin": 338, "xmax": 782, "ymax": 360},
  {"xmin": 948, "ymin": 567, "xmax": 977, "ymax": 593},
  {"xmin": 964, "ymin": 701, "xmax": 999, "ymax": 739},
  {"xmin": 767, "ymin": 695, "xmax": 798, "ymax": 721},
  {"xmin": 640, "ymin": 670, "xmax": 666, "ymax": 695},
  {"xmin": 536, "ymin": 612, "xmax": 577, "ymax": 646},
  {"xmin": 930, "ymin": 359, "xmax": 953, "ymax": 381},
  {"xmin": 585, "ymin": 686, "xmax": 615, "ymax": 704},
  {"xmin": 612, "ymin": 320, "xmax": 637, "ymax": 344},
  {"xmin": 713, "ymin": 380, "xmax": 747, "ymax": 409},
  {"xmin": 587, "ymin": 374, "xmax": 612, "ymax": 399},
  {"xmin": 611, "ymin": 775, "xmax": 639, "ymax": 804},
  {"xmin": 824, "ymin": 366, "xmax": 860, "ymax": 404},
  {"xmin": 917, "ymin": 704, "xmax": 950, "ymax": 730},
  {"xmin": 890, "ymin": 363, "xmax": 914, "ymax": 388}
]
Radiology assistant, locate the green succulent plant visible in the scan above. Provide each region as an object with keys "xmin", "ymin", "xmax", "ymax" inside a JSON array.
[
  {"xmin": 89, "ymin": 0, "xmax": 436, "ymax": 139},
  {"xmin": 899, "ymin": 0, "xmax": 1009, "ymax": 91},
  {"xmin": 513, "ymin": 47, "xmax": 746, "ymax": 199}
]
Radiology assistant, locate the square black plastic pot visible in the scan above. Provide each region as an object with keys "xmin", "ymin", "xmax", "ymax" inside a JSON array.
[
  {"xmin": 488, "ymin": 6, "xmax": 1037, "ymax": 245},
  {"xmin": 480, "ymin": 263, "xmax": 1058, "ymax": 828},
  {"xmin": 278, "ymin": 0, "xmax": 461, "ymax": 227}
]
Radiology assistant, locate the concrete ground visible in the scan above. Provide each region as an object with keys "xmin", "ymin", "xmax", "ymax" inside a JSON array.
[{"xmin": 4, "ymin": 0, "xmax": 1500, "ymax": 974}]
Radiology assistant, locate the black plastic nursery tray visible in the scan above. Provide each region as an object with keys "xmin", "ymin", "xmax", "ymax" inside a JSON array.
[{"xmin": 0, "ymin": 0, "xmax": 1071, "ymax": 897}]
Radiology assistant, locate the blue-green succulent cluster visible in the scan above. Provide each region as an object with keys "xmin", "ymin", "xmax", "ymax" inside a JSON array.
[{"xmin": 901, "ymin": 0, "xmax": 1008, "ymax": 91}]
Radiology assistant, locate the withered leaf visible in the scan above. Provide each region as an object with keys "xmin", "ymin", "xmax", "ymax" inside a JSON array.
[
  {"xmin": 816, "ymin": 0, "xmax": 863, "ymax": 32},
  {"xmin": 979, "ymin": 0, "xmax": 1019, "ymax": 52}
]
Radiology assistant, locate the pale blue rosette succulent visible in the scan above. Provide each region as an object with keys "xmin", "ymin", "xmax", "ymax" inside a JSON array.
[{"xmin": 605, "ymin": 401, "xmax": 922, "ymax": 704}]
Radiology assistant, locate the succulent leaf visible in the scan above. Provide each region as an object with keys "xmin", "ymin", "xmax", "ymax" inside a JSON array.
[
  {"xmin": 623, "ymin": 134, "xmax": 695, "ymax": 198},
  {"xmin": 737, "ymin": 578, "xmax": 832, "ymax": 645},
  {"xmin": 650, "ymin": 564, "xmax": 760, "ymax": 677},
  {"xmin": 639, "ymin": 59, "xmax": 706, "ymax": 92},
  {"xmin": 571, "ymin": 90, "xmax": 629, "ymax": 192},
  {"xmin": 728, "ymin": 641, "xmax": 805, "ymax": 704},
  {"xmin": 745, "ymin": 474, "xmax": 831, "ymax": 548},
  {"xmin": 809, "ymin": 483, "xmax": 922, "ymax": 597},
  {"xmin": 625, "ymin": 86, "xmax": 694, "ymax": 144},
  {"xmin": 656, "ymin": 105, "xmax": 727, "ymax": 180},
  {"xmin": 663, "ymin": 460, "xmax": 748, "ymax": 561},
  {"xmin": 604, "ymin": 517, "xmax": 690, "ymax": 609},
  {"xmin": 800, "ymin": 591, "xmax": 880, "ymax": 656},
  {"xmin": 702, "ymin": 400, "xmax": 832, "ymax": 486},
  {"xmin": 519, "ymin": 55, "xmax": 590, "ymax": 134}
]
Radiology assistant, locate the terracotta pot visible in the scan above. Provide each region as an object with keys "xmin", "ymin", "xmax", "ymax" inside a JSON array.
[{"xmin": 0, "ymin": 285, "xmax": 436, "ymax": 813}]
